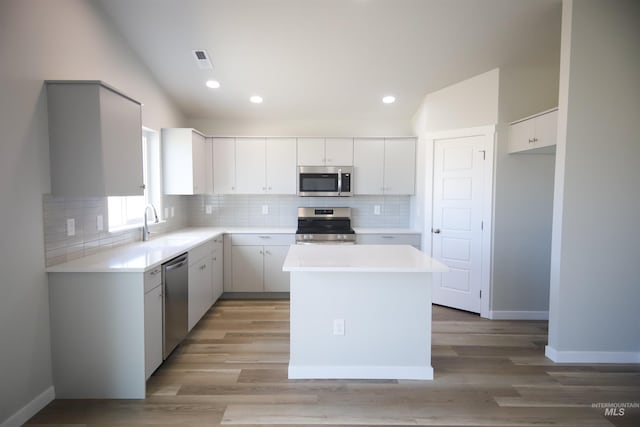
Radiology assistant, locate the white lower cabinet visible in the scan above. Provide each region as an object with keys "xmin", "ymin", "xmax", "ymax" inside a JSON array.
[
  {"xmin": 188, "ymin": 240, "xmax": 215, "ymax": 331},
  {"xmin": 356, "ymin": 233, "xmax": 421, "ymax": 249},
  {"xmin": 144, "ymin": 284, "xmax": 163, "ymax": 379},
  {"xmin": 144, "ymin": 266, "xmax": 163, "ymax": 380},
  {"xmin": 229, "ymin": 234, "xmax": 294, "ymax": 292},
  {"xmin": 212, "ymin": 237, "xmax": 223, "ymax": 301}
]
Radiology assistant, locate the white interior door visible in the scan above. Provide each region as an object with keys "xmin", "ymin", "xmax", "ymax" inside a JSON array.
[{"xmin": 431, "ymin": 135, "xmax": 486, "ymax": 313}]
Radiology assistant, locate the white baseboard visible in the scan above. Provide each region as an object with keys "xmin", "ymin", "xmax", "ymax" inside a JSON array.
[
  {"xmin": 546, "ymin": 345, "xmax": 640, "ymax": 364},
  {"xmin": 488, "ymin": 310, "xmax": 549, "ymax": 320},
  {"xmin": 288, "ymin": 364, "xmax": 434, "ymax": 380},
  {"xmin": 1, "ymin": 386, "xmax": 55, "ymax": 427}
]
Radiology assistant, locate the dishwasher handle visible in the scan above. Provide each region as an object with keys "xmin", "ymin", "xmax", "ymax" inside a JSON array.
[{"xmin": 164, "ymin": 254, "xmax": 188, "ymax": 271}]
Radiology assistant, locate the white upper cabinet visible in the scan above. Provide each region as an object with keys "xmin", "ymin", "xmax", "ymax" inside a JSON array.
[
  {"xmin": 353, "ymin": 138, "xmax": 416, "ymax": 195},
  {"xmin": 212, "ymin": 137, "xmax": 236, "ymax": 194},
  {"xmin": 266, "ymin": 138, "xmax": 297, "ymax": 194},
  {"xmin": 46, "ymin": 81, "xmax": 144, "ymax": 197},
  {"xmin": 215, "ymin": 137, "xmax": 296, "ymax": 195},
  {"xmin": 236, "ymin": 138, "xmax": 267, "ymax": 194},
  {"xmin": 162, "ymin": 128, "xmax": 208, "ymax": 195},
  {"xmin": 297, "ymin": 137, "xmax": 353, "ymax": 166},
  {"xmin": 508, "ymin": 108, "xmax": 558, "ymax": 154}
]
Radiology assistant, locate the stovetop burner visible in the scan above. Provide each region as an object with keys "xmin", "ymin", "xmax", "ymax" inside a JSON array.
[{"xmin": 295, "ymin": 207, "xmax": 356, "ymax": 244}]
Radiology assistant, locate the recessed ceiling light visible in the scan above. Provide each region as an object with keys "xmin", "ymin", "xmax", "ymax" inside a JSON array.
[
  {"xmin": 205, "ymin": 80, "xmax": 220, "ymax": 89},
  {"xmin": 250, "ymin": 95, "xmax": 263, "ymax": 104},
  {"xmin": 382, "ymin": 95, "xmax": 396, "ymax": 104}
]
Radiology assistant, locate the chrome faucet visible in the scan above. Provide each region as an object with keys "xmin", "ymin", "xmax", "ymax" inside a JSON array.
[{"xmin": 142, "ymin": 204, "xmax": 159, "ymax": 241}]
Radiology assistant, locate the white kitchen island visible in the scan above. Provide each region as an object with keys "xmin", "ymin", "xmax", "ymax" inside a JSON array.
[{"xmin": 283, "ymin": 244, "xmax": 448, "ymax": 380}]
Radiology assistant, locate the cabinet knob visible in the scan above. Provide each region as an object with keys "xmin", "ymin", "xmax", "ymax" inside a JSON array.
[
  {"xmin": 265, "ymin": 250, "xmax": 271, "ymax": 255},
  {"xmin": 528, "ymin": 138, "xmax": 535, "ymax": 143},
  {"xmin": 139, "ymin": 184, "xmax": 146, "ymax": 190},
  {"xmin": 259, "ymin": 250, "xmax": 263, "ymax": 254},
  {"xmin": 432, "ymin": 228, "xmax": 441, "ymax": 234},
  {"xmin": 262, "ymin": 187, "xmax": 266, "ymax": 191}
]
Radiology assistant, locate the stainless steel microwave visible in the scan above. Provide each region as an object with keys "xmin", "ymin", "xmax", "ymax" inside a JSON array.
[{"xmin": 297, "ymin": 166, "xmax": 353, "ymax": 197}]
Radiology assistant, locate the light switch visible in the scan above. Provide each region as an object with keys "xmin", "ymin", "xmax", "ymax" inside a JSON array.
[
  {"xmin": 374, "ymin": 205, "xmax": 381, "ymax": 215},
  {"xmin": 262, "ymin": 205, "xmax": 269, "ymax": 215},
  {"xmin": 333, "ymin": 319, "xmax": 345, "ymax": 336},
  {"xmin": 164, "ymin": 207, "xmax": 169, "ymax": 219},
  {"xmin": 170, "ymin": 207, "xmax": 175, "ymax": 218},
  {"xmin": 66, "ymin": 218, "xmax": 75, "ymax": 236},
  {"xmin": 96, "ymin": 215, "xmax": 104, "ymax": 231}
]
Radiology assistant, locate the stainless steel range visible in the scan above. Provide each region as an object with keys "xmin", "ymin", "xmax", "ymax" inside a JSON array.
[{"xmin": 295, "ymin": 207, "xmax": 356, "ymax": 244}]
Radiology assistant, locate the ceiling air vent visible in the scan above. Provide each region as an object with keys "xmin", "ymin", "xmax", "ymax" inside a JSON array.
[{"xmin": 192, "ymin": 49, "xmax": 213, "ymax": 69}]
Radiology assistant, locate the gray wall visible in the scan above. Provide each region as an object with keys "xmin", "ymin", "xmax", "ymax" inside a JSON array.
[
  {"xmin": 491, "ymin": 62, "xmax": 560, "ymax": 314},
  {"xmin": 0, "ymin": 0, "xmax": 184, "ymax": 423},
  {"xmin": 548, "ymin": 0, "xmax": 640, "ymax": 359}
]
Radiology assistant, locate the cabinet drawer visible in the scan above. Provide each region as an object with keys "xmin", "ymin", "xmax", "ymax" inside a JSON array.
[
  {"xmin": 189, "ymin": 240, "xmax": 214, "ymax": 264},
  {"xmin": 357, "ymin": 234, "xmax": 421, "ymax": 247},
  {"xmin": 231, "ymin": 234, "xmax": 295, "ymax": 246},
  {"xmin": 144, "ymin": 266, "xmax": 162, "ymax": 293}
]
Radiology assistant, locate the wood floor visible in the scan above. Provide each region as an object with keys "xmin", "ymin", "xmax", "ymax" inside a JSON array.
[{"xmin": 27, "ymin": 299, "xmax": 640, "ymax": 426}]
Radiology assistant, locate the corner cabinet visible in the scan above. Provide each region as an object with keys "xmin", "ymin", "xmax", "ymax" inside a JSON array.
[
  {"xmin": 163, "ymin": 128, "xmax": 211, "ymax": 195},
  {"xmin": 353, "ymin": 137, "xmax": 416, "ymax": 195},
  {"xmin": 508, "ymin": 108, "xmax": 558, "ymax": 154},
  {"xmin": 46, "ymin": 81, "xmax": 144, "ymax": 197}
]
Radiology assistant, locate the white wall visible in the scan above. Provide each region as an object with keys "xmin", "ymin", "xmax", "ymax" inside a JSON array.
[
  {"xmin": 189, "ymin": 118, "xmax": 412, "ymax": 137},
  {"xmin": 0, "ymin": 0, "xmax": 184, "ymax": 424},
  {"xmin": 547, "ymin": 0, "xmax": 640, "ymax": 362}
]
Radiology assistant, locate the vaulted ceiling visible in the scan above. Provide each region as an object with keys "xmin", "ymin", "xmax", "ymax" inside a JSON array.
[{"xmin": 94, "ymin": 0, "xmax": 561, "ymax": 123}]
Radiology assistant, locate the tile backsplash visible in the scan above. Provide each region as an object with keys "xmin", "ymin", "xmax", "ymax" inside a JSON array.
[
  {"xmin": 43, "ymin": 193, "xmax": 411, "ymax": 267},
  {"xmin": 189, "ymin": 194, "xmax": 411, "ymax": 228},
  {"xmin": 42, "ymin": 194, "xmax": 190, "ymax": 267}
]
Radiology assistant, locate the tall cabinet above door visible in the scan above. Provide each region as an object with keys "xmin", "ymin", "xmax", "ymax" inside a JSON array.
[
  {"xmin": 162, "ymin": 128, "xmax": 210, "ymax": 195},
  {"xmin": 46, "ymin": 81, "xmax": 144, "ymax": 197}
]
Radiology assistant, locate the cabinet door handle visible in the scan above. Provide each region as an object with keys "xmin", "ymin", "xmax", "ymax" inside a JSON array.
[
  {"xmin": 149, "ymin": 268, "xmax": 160, "ymax": 276},
  {"xmin": 265, "ymin": 250, "xmax": 271, "ymax": 255},
  {"xmin": 432, "ymin": 228, "xmax": 441, "ymax": 234},
  {"xmin": 259, "ymin": 250, "xmax": 263, "ymax": 254},
  {"xmin": 200, "ymin": 264, "xmax": 206, "ymax": 270}
]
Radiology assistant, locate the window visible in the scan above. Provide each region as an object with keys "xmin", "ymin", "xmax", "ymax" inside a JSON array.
[{"xmin": 107, "ymin": 128, "xmax": 162, "ymax": 231}]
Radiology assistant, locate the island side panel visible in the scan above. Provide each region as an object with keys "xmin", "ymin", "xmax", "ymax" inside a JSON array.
[
  {"xmin": 289, "ymin": 271, "xmax": 433, "ymax": 380},
  {"xmin": 48, "ymin": 272, "xmax": 146, "ymax": 398}
]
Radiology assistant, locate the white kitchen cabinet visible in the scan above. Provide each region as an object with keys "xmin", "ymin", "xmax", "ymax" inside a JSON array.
[
  {"xmin": 297, "ymin": 137, "xmax": 353, "ymax": 166},
  {"xmin": 211, "ymin": 236, "xmax": 223, "ymax": 302},
  {"xmin": 188, "ymin": 241, "xmax": 214, "ymax": 331},
  {"xmin": 263, "ymin": 245, "xmax": 291, "ymax": 291},
  {"xmin": 204, "ymin": 138, "xmax": 214, "ymax": 194},
  {"xmin": 228, "ymin": 234, "xmax": 295, "ymax": 292},
  {"xmin": 46, "ymin": 81, "xmax": 144, "ymax": 197},
  {"xmin": 508, "ymin": 108, "xmax": 558, "ymax": 153},
  {"xmin": 354, "ymin": 138, "xmax": 416, "ymax": 195},
  {"xmin": 212, "ymin": 137, "xmax": 236, "ymax": 194},
  {"xmin": 144, "ymin": 265, "xmax": 163, "ymax": 380},
  {"xmin": 236, "ymin": 137, "xmax": 267, "ymax": 194},
  {"xmin": 162, "ymin": 128, "xmax": 208, "ymax": 195},
  {"xmin": 356, "ymin": 233, "xmax": 421, "ymax": 249},
  {"xmin": 220, "ymin": 137, "xmax": 296, "ymax": 195},
  {"xmin": 266, "ymin": 137, "xmax": 297, "ymax": 194}
]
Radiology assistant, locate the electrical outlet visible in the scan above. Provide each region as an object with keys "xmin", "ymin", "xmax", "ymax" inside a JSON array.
[
  {"xmin": 205, "ymin": 205, "xmax": 212, "ymax": 214},
  {"xmin": 96, "ymin": 215, "xmax": 103, "ymax": 231},
  {"xmin": 333, "ymin": 319, "xmax": 345, "ymax": 336},
  {"xmin": 374, "ymin": 205, "xmax": 381, "ymax": 215},
  {"xmin": 262, "ymin": 205, "xmax": 269, "ymax": 215},
  {"xmin": 66, "ymin": 218, "xmax": 75, "ymax": 236},
  {"xmin": 164, "ymin": 207, "xmax": 169, "ymax": 219},
  {"xmin": 170, "ymin": 207, "xmax": 175, "ymax": 217}
]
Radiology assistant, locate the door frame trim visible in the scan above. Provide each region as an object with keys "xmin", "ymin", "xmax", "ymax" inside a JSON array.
[{"xmin": 422, "ymin": 125, "xmax": 495, "ymax": 319}]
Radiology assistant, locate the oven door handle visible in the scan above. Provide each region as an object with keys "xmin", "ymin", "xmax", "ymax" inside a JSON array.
[{"xmin": 337, "ymin": 168, "xmax": 342, "ymax": 195}]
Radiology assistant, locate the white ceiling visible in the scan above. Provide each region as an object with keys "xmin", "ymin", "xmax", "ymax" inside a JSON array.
[{"xmin": 94, "ymin": 0, "xmax": 561, "ymax": 123}]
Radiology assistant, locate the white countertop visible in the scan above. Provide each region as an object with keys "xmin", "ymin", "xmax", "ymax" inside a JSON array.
[
  {"xmin": 46, "ymin": 226, "xmax": 422, "ymax": 274},
  {"xmin": 282, "ymin": 244, "xmax": 448, "ymax": 273},
  {"xmin": 46, "ymin": 227, "xmax": 295, "ymax": 273}
]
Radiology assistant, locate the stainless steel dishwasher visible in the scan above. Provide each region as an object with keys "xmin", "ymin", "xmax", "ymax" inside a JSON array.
[{"xmin": 162, "ymin": 253, "xmax": 188, "ymax": 359}]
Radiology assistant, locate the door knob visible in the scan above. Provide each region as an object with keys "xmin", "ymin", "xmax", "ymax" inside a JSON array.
[{"xmin": 432, "ymin": 228, "xmax": 441, "ymax": 234}]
